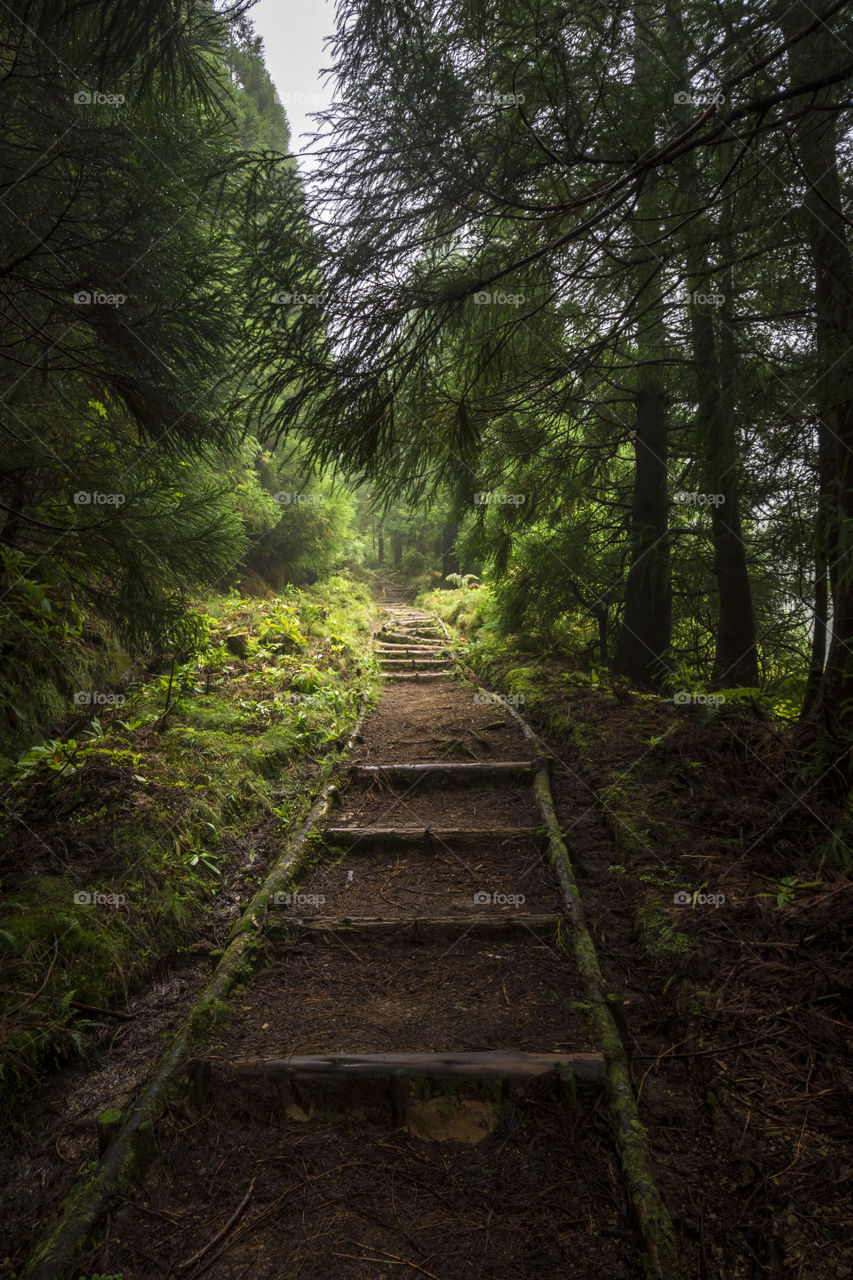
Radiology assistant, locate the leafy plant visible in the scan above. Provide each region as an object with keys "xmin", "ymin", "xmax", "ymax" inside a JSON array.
[{"xmin": 756, "ymin": 876, "xmax": 822, "ymax": 909}]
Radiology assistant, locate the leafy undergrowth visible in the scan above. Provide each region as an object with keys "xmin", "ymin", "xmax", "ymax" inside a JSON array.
[
  {"xmin": 425, "ymin": 584, "xmax": 853, "ymax": 1277},
  {"xmin": 0, "ymin": 577, "xmax": 378, "ymax": 1115}
]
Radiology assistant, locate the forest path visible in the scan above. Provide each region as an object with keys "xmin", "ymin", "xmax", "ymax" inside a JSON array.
[{"xmin": 29, "ymin": 601, "xmax": 677, "ymax": 1280}]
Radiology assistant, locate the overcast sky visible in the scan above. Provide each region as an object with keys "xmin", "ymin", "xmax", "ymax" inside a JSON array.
[{"xmin": 248, "ymin": 0, "xmax": 338, "ymax": 174}]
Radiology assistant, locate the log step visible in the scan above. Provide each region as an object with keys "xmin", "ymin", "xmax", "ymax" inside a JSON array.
[
  {"xmin": 323, "ymin": 826, "xmax": 545, "ymax": 850},
  {"xmin": 208, "ymin": 1050, "xmax": 602, "ymax": 1137},
  {"xmin": 379, "ymin": 632, "xmax": 444, "ymax": 644},
  {"xmin": 226, "ymin": 1049, "xmax": 606, "ymax": 1085},
  {"xmin": 375, "ymin": 646, "xmax": 449, "ymax": 655},
  {"xmin": 382, "ymin": 671, "xmax": 453, "ymax": 681},
  {"xmin": 376, "ymin": 660, "xmax": 448, "ymax": 670},
  {"xmin": 277, "ymin": 913, "xmax": 563, "ymax": 940},
  {"xmin": 351, "ymin": 761, "xmax": 534, "ymax": 783},
  {"xmin": 379, "ymin": 634, "xmax": 440, "ymax": 645}
]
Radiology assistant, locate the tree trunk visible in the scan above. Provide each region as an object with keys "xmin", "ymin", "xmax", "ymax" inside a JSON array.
[
  {"xmin": 377, "ymin": 522, "xmax": 384, "ymax": 565},
  {"xmin": 616, "ymin": 2, "xmax": 672, "ymax": 688},
  {"xmin": 391, "ymin": 529, "xmax": 403, "ymax": 570},
  {"xmin": 800, "ymin": 419, "xmax": 831, "ymax": 718},
  {"xmin": 781, "ymin": 1, "xmax": 853, "ymax": 797},
  {"xmin": 667, "ymin": 4, "xmax": 759, "ymax": 688},
  {"xmin": 592, "ymin": 603, "xmax": 608, "ymax": 665},
  {"xmin": 442, "ymin": 521, "xmax": 459, "ymax": 580}
]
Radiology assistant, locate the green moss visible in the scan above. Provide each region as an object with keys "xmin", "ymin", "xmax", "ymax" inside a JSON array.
[
  {"xmin": 0, "ymin": 579, "xmax": 375, "ymax": 1117},
  {"xmin": 634, "ymin": 904, "xmax": 690, "ymax": 963}
]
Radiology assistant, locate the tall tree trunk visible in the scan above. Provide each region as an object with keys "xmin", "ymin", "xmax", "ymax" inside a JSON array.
[
  {"xmin": 707, "ymin": 263, "xmax": 759, "ymax": 687},
  {"xmin": 801, "ymin": 419, "xmax": 831, "ymax": 718},
  {"xmin": 442, "ymin": 522, "xmax": 459, "ymax": 580},
  {"xmin": 667, "ymin": 3, "xmax": 759, "ymax": 688},
  {"xmin": 781, "ymin": 1, "xmax": 853, "ymax": 797},
  {"xmin": 377, "ymin": 522, "xmax": 384, "ymax": 565},
  {"xmin": 391, "ymin": 529, "xmax": 403, "ymax": 570},
  {"xmin": 616, "ymin": 3, "xmax": 671, "ymax": 687}
]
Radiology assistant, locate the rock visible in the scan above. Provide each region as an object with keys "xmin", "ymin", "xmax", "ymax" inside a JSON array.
[{"xmin": 225, "ymin": 631, "xmax": 249, "ymax": 658}]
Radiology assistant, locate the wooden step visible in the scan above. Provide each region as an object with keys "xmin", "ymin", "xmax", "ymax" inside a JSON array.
[
  {"xmin": 226, "ymin": 1050, "xmax": 606, "ymax": 1085},
  {"xmin": 375, "ymin": 645, "xmax": 449, "ymax": 655},
  {"xmin": 376, "ymin": 660, "xmax": 448, "ymax": 670},
  {"xmin": 351, "ymin": 761, "xmax": 534, "ymax": 784},
  {"xmin": 381, "ymin": 625, "xmax": 442, "ymax": 634},
  {"xmin": 323, "ymin": 826, "xmax": 545, "ymax": 850},
  {"xmin": 382, "ymin": 671, "xmax": 453, "ymax": 681},
  {"xmin": 277, "ymin": 913, "xmax": 563, "ymax": 940},
  {"xmin": 208, "ymin": 1050, "xmax": 603, "ymax": 1136},
  {"xmin": 380, "ymin": 631, "xmax": 443, "ymax": 644}
]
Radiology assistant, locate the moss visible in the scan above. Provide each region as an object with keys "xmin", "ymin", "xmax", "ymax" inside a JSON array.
[
  {"xmin": 634, "ymin": 904, "xmax": 690, "ymax": 963},
  {"xmin": 0, "ymin": 580, "xmax": 375, "ymax": 1118}
]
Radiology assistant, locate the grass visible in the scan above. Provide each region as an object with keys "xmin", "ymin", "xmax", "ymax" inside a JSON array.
[{"xmin": 0, "ymin": 576, "xmax": 378, "ymax": 1115}]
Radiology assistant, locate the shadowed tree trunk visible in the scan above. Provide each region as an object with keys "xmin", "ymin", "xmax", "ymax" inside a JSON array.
[
  {"xmin": 780, "ymin": 0, "xmax": 853, "ymax": 798},
  {"xmin": 616, "ymin": 2, "xmax": 672, "ymax": 687},
  {"xmin": 801, "ymin": 421, "xmax": 832, "ymax": 718},
  {"xmin": 667, "ymin": 2, "xmax": 759, "ymax": 688}
]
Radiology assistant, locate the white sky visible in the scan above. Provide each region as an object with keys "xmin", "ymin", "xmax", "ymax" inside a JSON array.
[{"xmin": 248, "ymin": 0, "xmax": 338, "ymax": 174}]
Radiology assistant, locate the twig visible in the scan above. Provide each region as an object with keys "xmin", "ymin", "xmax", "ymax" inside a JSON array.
[
  {"xmin": 70, "ymin": 1000, "xmax": 136, "ymax": 1020},
  {"xmin": 177, "ymin": 1177, "xmax": 256, "ymax": 1271}
]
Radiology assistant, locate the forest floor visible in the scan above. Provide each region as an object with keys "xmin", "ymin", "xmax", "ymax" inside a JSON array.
[{"xmin": 1, "ymin": 591, "xmax": 851, "ymax": 1279}]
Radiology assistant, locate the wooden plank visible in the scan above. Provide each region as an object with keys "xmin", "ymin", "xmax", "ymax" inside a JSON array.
[
  {"xmin": 228, "ymin": 1049, "xmax": 606, "ymax": 1084},
  {"xmin": 281, "ymin": 913, "xmax": 564, "ymax": 939},
  {"xmin": 382, "ymin": 671, "xmax": 453, "ymax": 681},
  {"xmin": 323, "ymin": 826, "xmax": 544, "ymax": 848},
  {"xmin": 375, "ymin": 646, "xmax": 449, "ymax": 654},
  {"xmin": 379, "ymin": 657, "xmax": 453, "ymax": 667},
  {"xmin": 352, "ymin": 761, "xmax": 533, "ymax": 782},
  {"xmin": 379, "ymin": 632, "xmax": 443, "ymax": 644}
]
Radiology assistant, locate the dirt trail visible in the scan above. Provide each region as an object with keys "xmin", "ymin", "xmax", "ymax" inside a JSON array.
[{"xmin": 44, "ymin": 599, "xmax": 641, "ymax": 1279}]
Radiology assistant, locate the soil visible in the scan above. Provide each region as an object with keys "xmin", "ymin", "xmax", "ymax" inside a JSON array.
[
  {"xmin": 294, "ymin": 845, "xmax": 561, "ymax": 918},
  {"xmin": 99, "ymin": 1092, "xmax": 634, "ymax": 1280}
]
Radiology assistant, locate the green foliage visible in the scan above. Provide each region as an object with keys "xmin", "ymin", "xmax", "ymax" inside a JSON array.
[
  {"xmin": 756, "ymin": 877, "xmax": 823, "ymax": 909},
  {"xmin": 0, "ymin": 579, "xmax": 375, "ymax": 1115}
]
